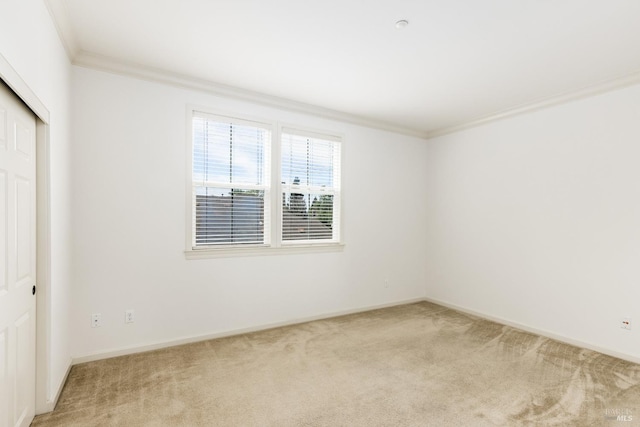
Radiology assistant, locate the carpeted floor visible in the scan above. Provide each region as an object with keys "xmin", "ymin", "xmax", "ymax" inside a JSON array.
[{"xmin": 32, "ymin": 301, "xmax": 640, "ymax": 426}]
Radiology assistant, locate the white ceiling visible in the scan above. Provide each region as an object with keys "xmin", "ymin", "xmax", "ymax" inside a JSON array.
[{"xmin": 47, "ymin": 0, "xmax": 640, "ymax": 137}]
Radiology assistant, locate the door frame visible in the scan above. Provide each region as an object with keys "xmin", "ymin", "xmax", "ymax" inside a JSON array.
[{"xmin": 0, "ymin": 52, "xmax": 53, "ymax": 414}]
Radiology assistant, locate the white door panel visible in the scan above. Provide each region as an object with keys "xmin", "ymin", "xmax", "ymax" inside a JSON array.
[
  {"xmin": 15, "ymin": 178, "xmax": 31, "ymax": 285},
  {"xmin": 0, "ymin": 81, "xmax": 36, "ymax": 427},
  {"xmin": 14, "ymin": 313, "xmax": 31, "ymax": 427},
  {"xmin": 0, "ymin": 107, "xmax": 6, "ymax": 149},
  {"xmin": 0, "ymin": 328, "xmax": 8, "ymax": 427},
  {"xmin": 0, "ymin": 171, "xmax": 6, "ymax": 293}
]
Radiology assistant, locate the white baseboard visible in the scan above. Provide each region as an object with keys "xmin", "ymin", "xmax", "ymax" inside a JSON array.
[
  {"xmin": 36, "ymin": 358, "xmax": 72, "ymax": 414},
  {"xmin": 72, "ymin": 295, "xmax": 640, "ymax": 367},
  {"xmin": 51, "ymin": 360, "xmax": 72, "ymax": 408},
  {"xmin": 423, "ymin": 296, "xmax": 640, "ymax": 365},
  {"xmin": 72, "ymin": 296, "xmax": 425, "ymax": 365}
]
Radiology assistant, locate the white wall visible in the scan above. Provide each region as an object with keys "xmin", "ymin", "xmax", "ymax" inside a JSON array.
[
  {"xmin": 426, "ymin": 83, "xmax": 640, "ymax": 361},
  {"xmin": 0, "ymin": 0, "xmax": 73, "ymax": 410},
  {"xmin": 70, "ymin": 66, "xmax": 428, "ymax": 359}
]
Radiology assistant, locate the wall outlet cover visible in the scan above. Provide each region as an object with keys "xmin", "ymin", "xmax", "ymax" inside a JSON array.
[
  {"xmin": 621, "ymin": 317, "xmax": 632, "ymax": 330},
  {"xmin": 91, "ymin": 313, "xmax": 102, "ymax": 328}
]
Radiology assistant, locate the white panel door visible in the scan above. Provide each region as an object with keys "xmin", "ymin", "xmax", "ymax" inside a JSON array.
[{"xmin": 0, "ymin": 82, "xmax": 36, "ymax": 427}]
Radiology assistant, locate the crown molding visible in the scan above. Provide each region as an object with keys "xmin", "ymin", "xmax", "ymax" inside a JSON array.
[
  {"xmin": 425, "ymin": 69, "xmax": 640, "ymax": 139},
  {"xmin": 43, "ymin": 0, "xmax": 79, "ymax": 60},
  {"xmin": 71, "ymin": 51, "xmax": 640, "ymax": 142},
  {"xmin": 41, "ymin": 2, "xmax": 640, "ymax": 142},
  {"xmin": 41, "ymin": 0, "xmax": 428, "ymax": 138},
  {"xmin": 72, "ymin": 51, "xmax": 428, "ymax": 139}
]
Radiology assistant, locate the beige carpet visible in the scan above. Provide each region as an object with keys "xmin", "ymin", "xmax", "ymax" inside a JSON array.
[{"xmin": 32, "ymin": 302, "xmax": 640, "ymax": 426}]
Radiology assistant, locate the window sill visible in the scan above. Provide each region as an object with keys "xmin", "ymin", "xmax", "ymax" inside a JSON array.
[{"xmin": 184, "ymin": 243, "xmax": 345, "ymax": 260}]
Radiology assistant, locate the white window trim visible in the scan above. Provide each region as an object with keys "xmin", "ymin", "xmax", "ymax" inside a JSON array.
[
  {"xmin": 184, "ymin": 243, "xmax": 345, "ymax": 259},
  {"xmin": 184, "ymin": 107, "xmax": 344, "ymax": 259}
]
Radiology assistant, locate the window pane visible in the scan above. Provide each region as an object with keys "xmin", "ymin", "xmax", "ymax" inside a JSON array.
[
  {"xmin": 281, "ymin": 134, "xmax": 335, "ymax": 187},
  {"xmin": 195, "ymin": 187, "xmax": 266, "ymax": 245},
  {"xmin": 193, "ymin": 117, "xmax": 269, "ymax": 185},
  {"xmin": 282, "ymin": 192, "xmax": 333, "ymax": 241}
]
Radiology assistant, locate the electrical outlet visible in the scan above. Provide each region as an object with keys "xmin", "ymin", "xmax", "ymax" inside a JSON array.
[
  {"xmin": 621, "ymin": 317, "xmax": 632, "ymax": 330},
  {"xmin": 91, "ymin": 313, "xmax": 102, "ymax": 328},
  {"xmin": 125, "ymin": 309, "xmax": 135, "ymax": 324}
]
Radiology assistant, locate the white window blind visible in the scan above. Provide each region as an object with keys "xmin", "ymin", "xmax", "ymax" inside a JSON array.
[
  {"xmin": 281, "ymin": 129, "xmax": 341, "ymax": 243},
  {"xmin": 192, "ymin": 113, "xmax": 271, "ymax": 247}
]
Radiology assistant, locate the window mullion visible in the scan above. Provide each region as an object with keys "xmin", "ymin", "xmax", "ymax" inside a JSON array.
[
  {"xmin": 195, "ymin": 181, "xmax": 268, "ymax": 191},
  {"xmin": 271, "ymin": 125, "xmax": 282, "ymax": 247},
  {"xmin": 281, "ymin": 184, "xmax": 334, "ymax": 194}
]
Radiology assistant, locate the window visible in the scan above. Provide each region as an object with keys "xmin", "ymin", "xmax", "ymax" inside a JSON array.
[
  {"xmin": 191, "ymin": 112, "xmax": 271, "ymax": 247},
  {"xmin": 187, "ymin": 109, "xmax": 342, "ymax": 256},
  {"xmin": 281, "ymin": 129, "xmax": 341, "ymax": 244}
]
